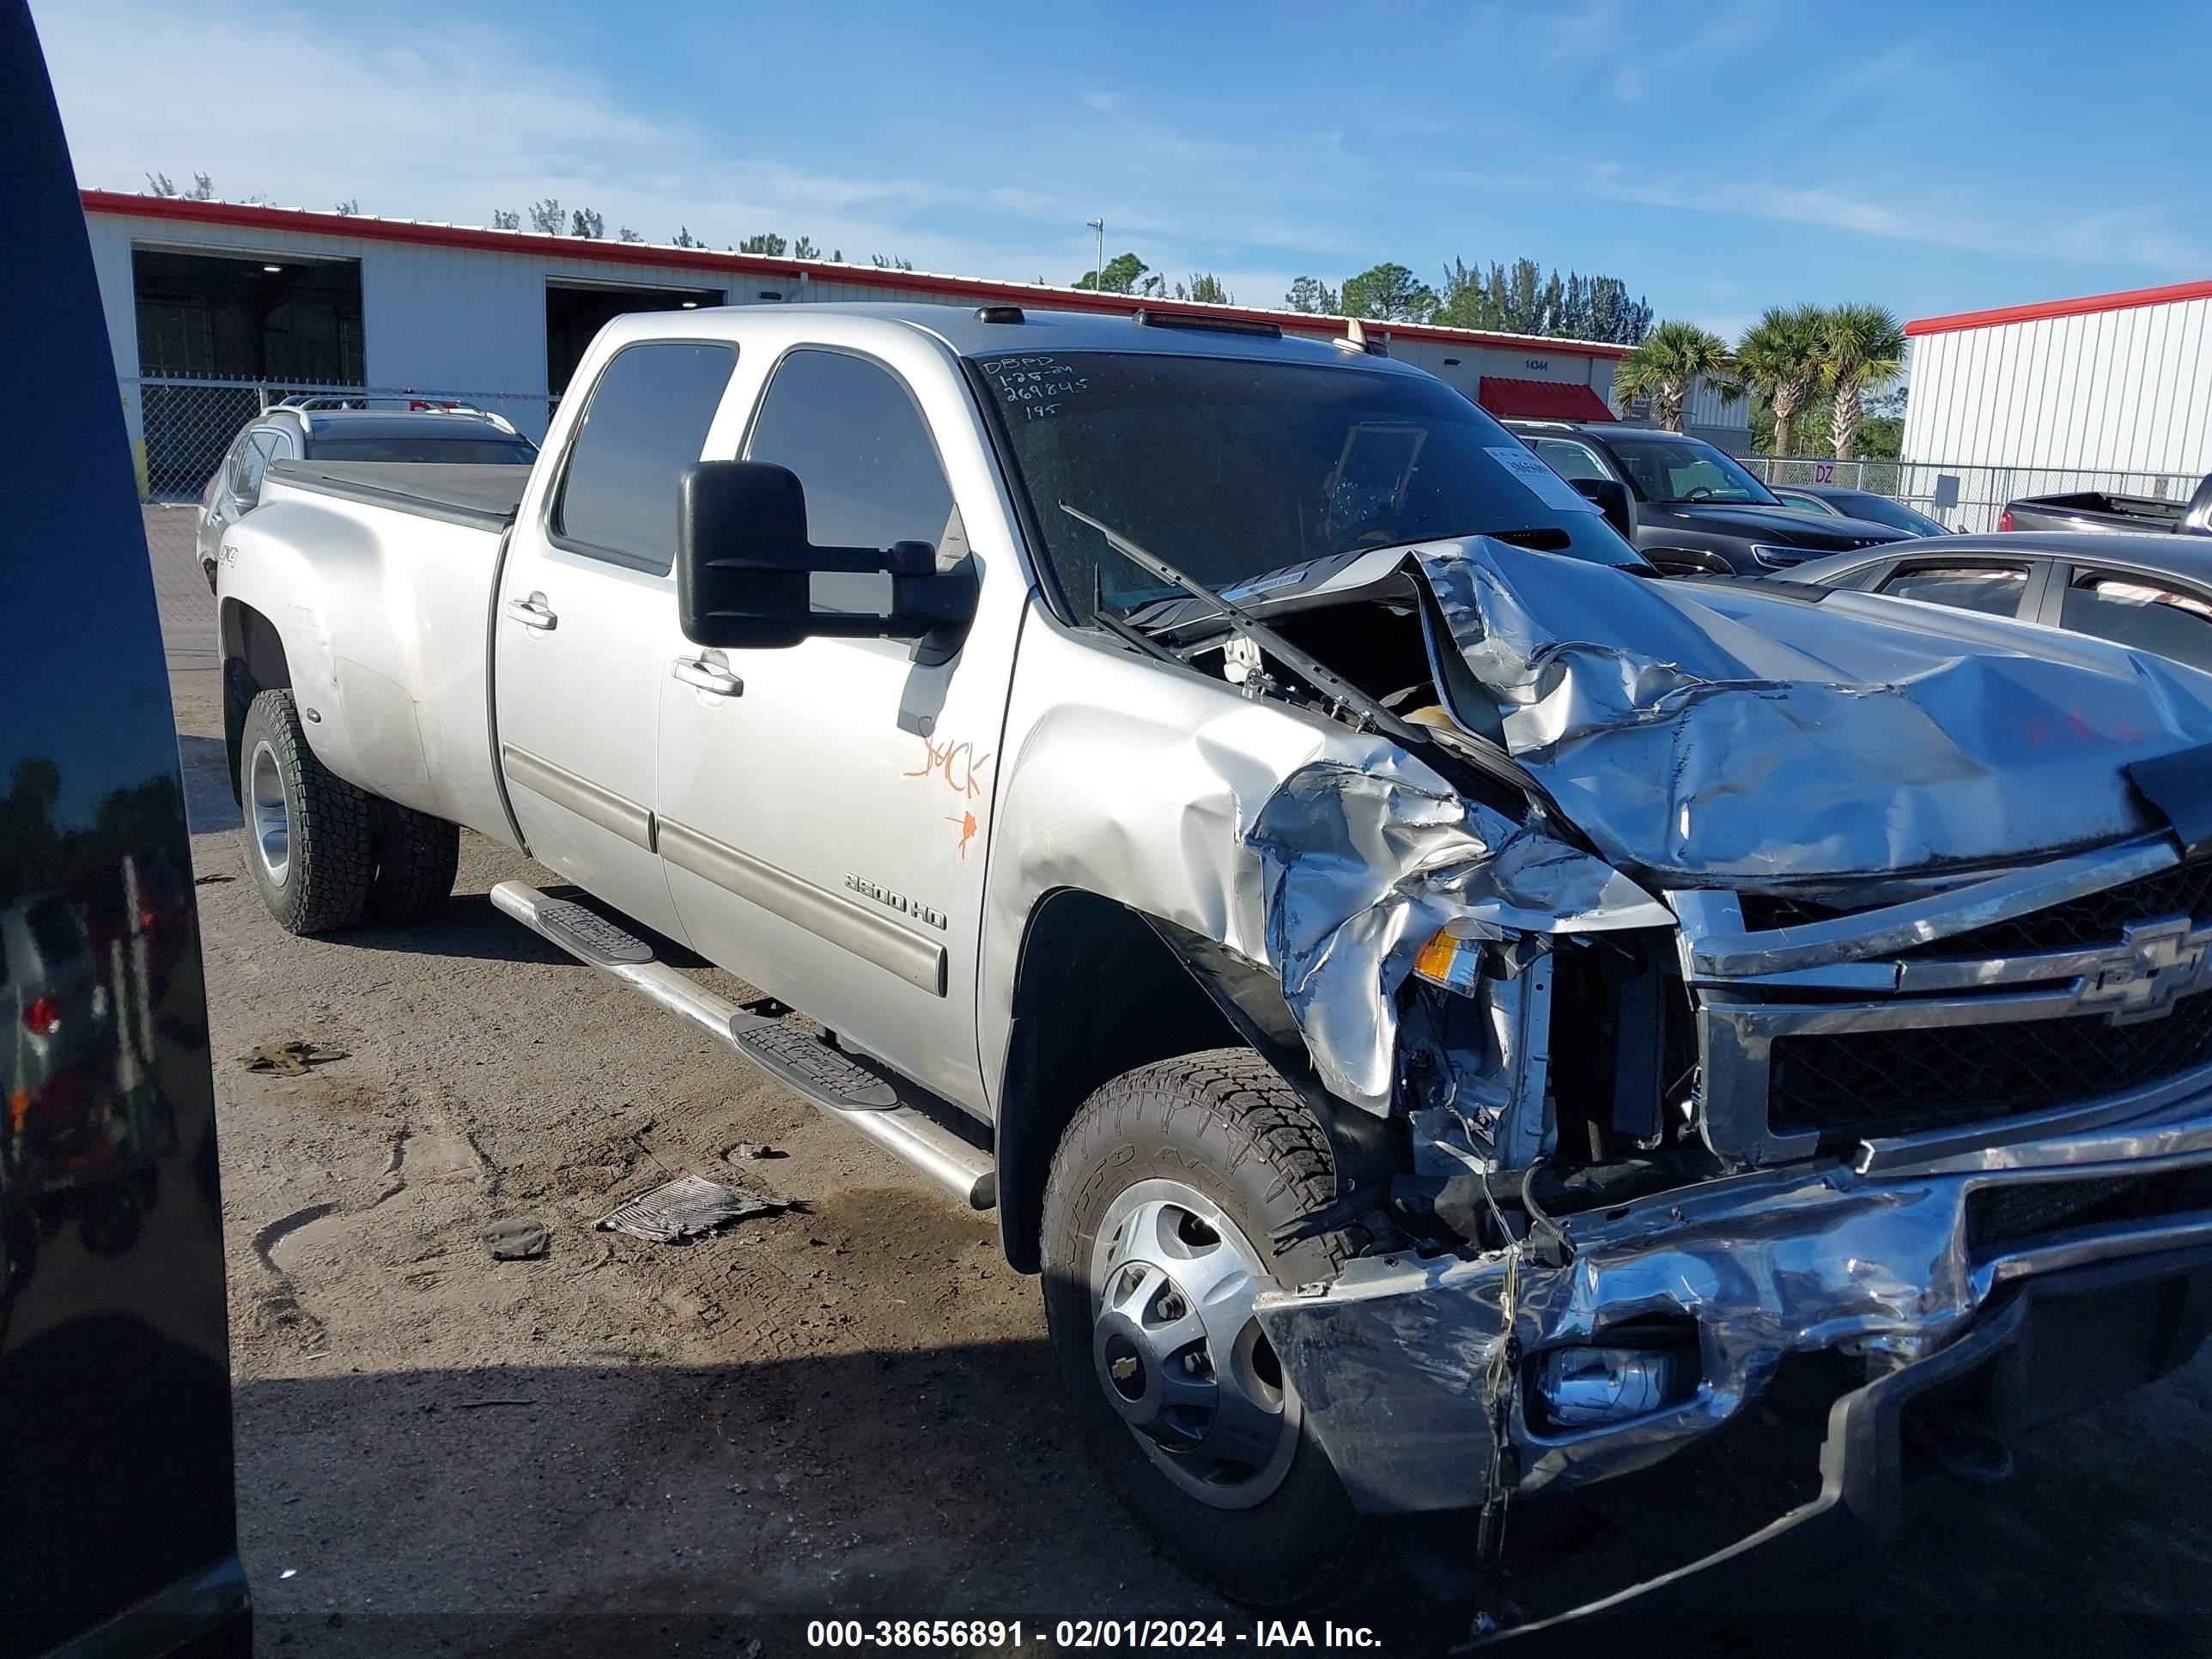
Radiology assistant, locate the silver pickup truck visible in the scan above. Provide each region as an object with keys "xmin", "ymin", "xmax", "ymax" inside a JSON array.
[{"xmin": 215, "ymin": 303, "xmax": 2212, "ymax": 1633}]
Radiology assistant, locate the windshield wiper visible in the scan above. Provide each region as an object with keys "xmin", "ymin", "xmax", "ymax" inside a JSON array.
[
  {"xmin": 1063, "ymin": 503, "xmax": 1582, "ymax": 832},
  {"xmin": 1063, "ymin": 503, "xmax": 1429, "ymax": 747}
]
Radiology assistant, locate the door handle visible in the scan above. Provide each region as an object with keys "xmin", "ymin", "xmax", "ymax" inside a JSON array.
[
  {"xmin": 504, "ymin": 593, "xmax": 557, "ymax": 631},
  {"xmin": 671, "ymin": 655, "xmax": 744, "ymax": 697}
]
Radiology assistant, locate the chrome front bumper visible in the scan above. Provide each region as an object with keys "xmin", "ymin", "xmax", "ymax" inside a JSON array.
[{"xmin": 1253, "ymin": 1091, "xmax": 2212, "ymax": 1519}]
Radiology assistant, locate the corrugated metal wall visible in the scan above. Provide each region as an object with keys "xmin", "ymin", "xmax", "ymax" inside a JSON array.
[{"xmin": 1903, "ymin": 297, "xmax": 2212, "ymax": 475}]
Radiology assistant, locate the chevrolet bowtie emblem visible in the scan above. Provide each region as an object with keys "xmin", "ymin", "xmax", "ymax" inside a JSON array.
[{"xmin": 2074, "ymin": 915, "xmax": 2212, "ymax": 1024}]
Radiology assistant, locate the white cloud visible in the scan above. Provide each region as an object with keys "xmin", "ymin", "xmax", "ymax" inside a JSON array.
[
  {"xmin": 1576, "ymin": 163, "xmax": 2208, "ymax": 275},
  {"xmin": 27, "ymin": 0, "xmax": 1319, "ymax": 289}
]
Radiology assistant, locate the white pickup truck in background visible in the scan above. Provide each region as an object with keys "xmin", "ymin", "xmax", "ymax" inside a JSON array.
[{"xmin": 215, "ymin": 301, "xmax": 2212, "ymax": 1632}]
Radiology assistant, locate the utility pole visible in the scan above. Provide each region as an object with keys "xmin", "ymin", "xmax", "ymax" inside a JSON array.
[{"xmin": 1086, "ymin": 218, "xmax": 1104, "ymax": 294}]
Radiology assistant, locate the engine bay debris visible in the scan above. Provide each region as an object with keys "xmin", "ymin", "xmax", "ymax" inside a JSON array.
[{"xmin": 595, "ymin": 1174, "xmax": 789, "ymax": 1243}]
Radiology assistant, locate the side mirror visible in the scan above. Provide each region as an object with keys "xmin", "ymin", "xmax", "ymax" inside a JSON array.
[
  {"xmin": 676, "ymin": 461, "xmax": 977, "ymax": 663},
  {"xmin": 1644, "ymin": 548, "xmax": 1736, "ymax": 578},
  {"xmin": 1572, "ymin": 477, "xmax": 1635, "ymax": 542}
]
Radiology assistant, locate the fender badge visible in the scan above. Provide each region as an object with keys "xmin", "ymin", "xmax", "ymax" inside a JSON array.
[{"xmin": 845, "ymin": 873, "xmax": 947, "ymax": 931}]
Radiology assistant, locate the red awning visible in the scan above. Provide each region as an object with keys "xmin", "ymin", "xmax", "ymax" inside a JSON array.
[{"xmin": 1477, "ymin": 377, "xmax": 1615, "ymax": 422}]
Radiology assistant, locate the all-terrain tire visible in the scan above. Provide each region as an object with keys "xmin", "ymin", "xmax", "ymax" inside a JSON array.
[
  {"xmin": 238, "ymin": 689, "xmax": 374, "ymax": 934},
  {"xmin": 368, "ymin": 798, "xmax": 460, "ymax": 923},
  {"xmin": 1040, "ymin": 1049, "xmax": 1370, "ymax": 1609}
]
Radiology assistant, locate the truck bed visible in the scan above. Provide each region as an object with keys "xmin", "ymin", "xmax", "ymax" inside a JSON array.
[
  {"xmin": 264, "ymin": 460, "xmax": 529, "ymax": 531},
  {"xmin": 236, "ymin": 462, "xmax": 520, "ymax": 846},
  {"xmin": 2007, "ymin": 475, "xmax": 2212, "ymax": 537}
]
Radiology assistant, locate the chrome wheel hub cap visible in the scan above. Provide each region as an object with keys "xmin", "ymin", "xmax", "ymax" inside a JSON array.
[
  {"xmin": 1089, "ymin": 1179, "xmax": 1297, "ymax": 1509},
  {"xmin": 248, "ymin": 740, "xmax": 291, "ymax": 886}
]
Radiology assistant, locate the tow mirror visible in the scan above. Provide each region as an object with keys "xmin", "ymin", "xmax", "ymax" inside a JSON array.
[
  {"xmin": 1572, "ymin": 477, "xmax": 1635, "ymax": 543},
  {"xmin": 676, "ymin": 460, "xmax": 977, "ymax": 664}
]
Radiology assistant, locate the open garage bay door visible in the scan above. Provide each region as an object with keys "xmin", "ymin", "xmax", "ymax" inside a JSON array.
[
  {"xmin": 132, "ymin": 246, "xmax": 365, "ymax": 496},
  {"xmin": 546, "ymin": 279, "xmax": 726, "ymax": 398}
]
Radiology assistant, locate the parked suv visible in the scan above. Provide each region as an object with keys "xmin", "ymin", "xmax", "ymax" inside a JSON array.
[
  {"xmin": 1504, "ymin": 417, "xmax": 1911, "ymax": 574},
  {"xmin": 196, "ymin": 402, "xmax": 538, "ymax": 588}
]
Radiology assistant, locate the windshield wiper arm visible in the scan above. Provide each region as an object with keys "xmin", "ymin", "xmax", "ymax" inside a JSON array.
[
  {"xmin": 1064, "ymin": 503, "xmax": 1580, "ymax": 831},
  {"xmin": 1090, "ymin": 567, "xmax": 1194, "ymax": 668},
  {"xmin": 1063, "ymin": 502, "xmax": 1430, "ymax": 746}
]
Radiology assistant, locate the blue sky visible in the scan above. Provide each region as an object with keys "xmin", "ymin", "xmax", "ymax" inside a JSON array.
[{"xmin": 33, "ymin": 0, "xmax": 2212, "ymax": 339}]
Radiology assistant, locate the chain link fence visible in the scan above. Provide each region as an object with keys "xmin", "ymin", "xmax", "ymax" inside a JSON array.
[
  {"xmin": 1741, "ymin": 456, "xmax": 2207, "ymax": 534},
  {"xmin": 121, "ymin": 376, "xmax": 552, "ymax": 501}
]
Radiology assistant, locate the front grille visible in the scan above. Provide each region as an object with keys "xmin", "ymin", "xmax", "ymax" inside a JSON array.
[
  {"xmin": 1768, "ymin": 985, "xmax": 2212, "ymax": 1144},
  {"xmin": 1735, "ymin": 855, "xmax": 2212, "ymax": 954},
  {"xmin": 1736, "ymin": 892, "xmax": 1850, "ymax": 931},
  {"xmin": 1902, "ymin": 858, "xmax": 2212, "ymax": 960},
  {"xmin": 1966, "ymin": 1166, "xmax": 2212, "ymax": 1259}
]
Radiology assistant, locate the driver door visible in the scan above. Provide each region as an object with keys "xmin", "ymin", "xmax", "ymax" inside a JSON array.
[{"xmin": 653, "ymin": 343, "xmax": 1022, "ymax": 1105}]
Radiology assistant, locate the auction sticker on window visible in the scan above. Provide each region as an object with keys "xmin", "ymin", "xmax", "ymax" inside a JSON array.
[{"xmin": 1486, "ymin": 446, "xmax": 1601, "ymax": 513}]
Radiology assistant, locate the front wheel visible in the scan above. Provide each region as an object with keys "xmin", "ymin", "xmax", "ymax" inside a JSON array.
[{"xmin": 1040, "ymin": 1050, "xmax": 1369, "ymax": 1608}]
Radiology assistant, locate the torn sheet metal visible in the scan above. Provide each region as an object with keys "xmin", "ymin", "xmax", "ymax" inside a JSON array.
[
  {"xmin": 1412, "ymin": 538, "xmax": 2212, "ymax": 883},
  {"xmin": 1255, "ymin": 1093, "xmax": 2212, "ymax": 1515},
  {"xmin": 1244, "ymin": 762, "xmax": 1669, "ymax": 1112},
  {"xmin": 595, "ymin": 1174, "xmax": 784, "ymax": 1243}
]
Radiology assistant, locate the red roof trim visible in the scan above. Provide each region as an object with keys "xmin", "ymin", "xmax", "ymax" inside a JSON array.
[
  {"xmin": 1906, "ymin": 277, "xmax": 2212, "ymax": 337},
  {"xmin": 81, "ymin": 189, "xmax": 1633, "ymax": 359},
  {"xmin": 1477, "ymin": 376, "xmax": 1615, "ymax": 422}
]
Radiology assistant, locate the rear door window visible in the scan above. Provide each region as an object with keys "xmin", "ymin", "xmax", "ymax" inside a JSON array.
[
  {"xmin": 1528, "ymin": 437, "xmax": 1613, "ymax": 485},
  {"xmin": 229, "ymin": 428, "xmax": 278, "ymax": 496},
  {"xmin": 1878, "ymin": 562, "xmax": 2033, "ymax": 618},
  {"xmin": 2060, "ymin": 568, "xmax": 2212, "ymax": 672},
  {"xmin": 554, "ymin": 341, "xmax": 739, "ymax": 574}
]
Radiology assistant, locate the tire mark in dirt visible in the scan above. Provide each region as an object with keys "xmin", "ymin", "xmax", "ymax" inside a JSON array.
[
  {"xmin": 462, "ymin": 1124, "xmax": 502, "ymax": 1195},
  {"xmin": 368, "ymin": 1123, "xmax": 412, "ymax": 1210},
  {"xmin": 252, "ymin": 1200, "xmax": 340, "ymax": 1274},
  {"xmin": 248, "ymin": 1200, "xmax": 340, "ymax": 1352}
]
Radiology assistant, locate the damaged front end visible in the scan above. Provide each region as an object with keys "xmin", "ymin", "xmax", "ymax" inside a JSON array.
[{"xmin": 1165, "ymin": 533, "xmax": 2212, "ymax": 1631}]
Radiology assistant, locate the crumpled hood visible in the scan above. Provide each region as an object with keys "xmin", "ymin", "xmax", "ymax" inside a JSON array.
[{"xmin": 1414, "ymin": 538, "xmax": 2212, "ymax": 883}]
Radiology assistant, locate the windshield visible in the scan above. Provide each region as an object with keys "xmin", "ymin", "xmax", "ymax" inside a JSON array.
[
  {"xmin": 1601, "ymin": 431, "xmax": 1779, "ymax": 506},
  {"xmin": 975, "ymin": 350, "xmax": 1646, "ymax": 620},
  {"xmin": 307, "ymin": 437, "xmax": 538, "ymax": 464}
]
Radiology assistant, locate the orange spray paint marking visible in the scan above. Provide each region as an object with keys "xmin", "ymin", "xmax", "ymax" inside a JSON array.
[
  {"xmin": 947, "ymin": 811, "xmax": 979, "ymax": 860},
  {"xmin": 905, "ymin": 735, "xmax": 994, "ymax": 799}
]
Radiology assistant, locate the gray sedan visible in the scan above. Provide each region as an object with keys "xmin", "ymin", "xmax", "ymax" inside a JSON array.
[
  {"xmin": 1785, "ymin": 528, "xmax": 2212, "ymax": 674},
  {"xmin": 1768, "ymin": 483, "xmax": 1953, "ymax": 538}
]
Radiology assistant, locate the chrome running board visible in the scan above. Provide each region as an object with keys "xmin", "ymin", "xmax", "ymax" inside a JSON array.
[{"xmin": 490, "ymin": 880, "xmax": 995, "ymax": 1210}]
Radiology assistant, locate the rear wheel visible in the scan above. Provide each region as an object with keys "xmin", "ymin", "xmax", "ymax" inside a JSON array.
[
  {"xmin": 1040, "ymin": 1050, "xmax": 1369, "ymax": 1608},
  {"xmin": 368, "ymin": 798, "xmax": 459, "ymax": 923},
  {"xmin": 238, "ymin": 689, "xmax": 374, "ymax": 934}
]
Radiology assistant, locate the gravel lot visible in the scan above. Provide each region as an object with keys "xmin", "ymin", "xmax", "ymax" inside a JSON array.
[{"xmin": 147, "ymin": 504, "xmax": 2212, "ymax": 1655}]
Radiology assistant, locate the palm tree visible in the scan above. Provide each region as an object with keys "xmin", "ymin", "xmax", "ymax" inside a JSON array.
[
  {"xmin": 1820, "ymin": 303, "xmax": 1906, "ymax": 460},
  {"xmin": 1613, "ymin": 320, "xmax": 1739, "ymax": 434},
  {"xmin": 1735, "ymin": 304, "xmax": 1827, "ymax": 461}
]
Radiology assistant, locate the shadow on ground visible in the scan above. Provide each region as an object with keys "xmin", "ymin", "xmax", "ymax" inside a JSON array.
[
  {"xmin": 179, "ymin": 733, "xmax": 240, "ymax": 836},
  {"xmin": 234, "ymin": 1334, "xmax": 2212, "ymax": 1658}
]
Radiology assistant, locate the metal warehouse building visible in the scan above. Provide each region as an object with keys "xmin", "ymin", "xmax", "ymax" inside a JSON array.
[
  {"xmin": 81, "ymin": 191, "xmax": 1738, "ymax": 499},
  {"xmin": 1901, "ymin": 277, "xmax": 2212, "ymax": 528}
]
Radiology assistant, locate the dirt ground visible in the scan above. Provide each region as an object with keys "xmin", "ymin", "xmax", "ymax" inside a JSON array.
[{"xmin": 146, "ymin": 506, "xmax": 2212, "ymax": 1656}]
